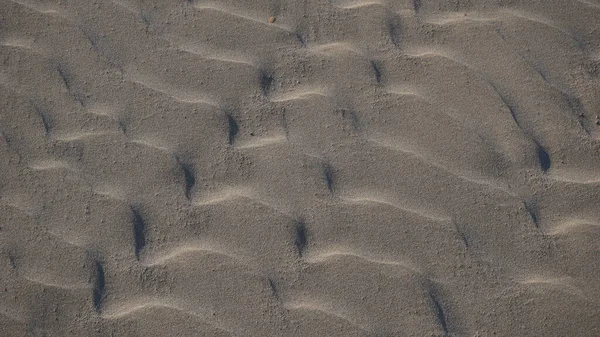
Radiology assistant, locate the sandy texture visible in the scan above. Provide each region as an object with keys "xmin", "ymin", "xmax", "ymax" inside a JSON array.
[{"xmin": 1, "ymin": 0, "xmax": 600, "ymax": 336}]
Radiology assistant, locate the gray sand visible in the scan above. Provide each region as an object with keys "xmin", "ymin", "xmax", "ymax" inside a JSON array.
[{"xmin": 1, "ymin": 0, "xmax": 599, "ymax": 336}]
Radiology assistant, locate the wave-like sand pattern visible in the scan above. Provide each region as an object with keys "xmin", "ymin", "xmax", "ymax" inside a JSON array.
[
  {"xmin": 284, "ymin": 300, "xmax": 371, "ymax": 333},
  {"xmin": 51, "ymin": 131, "xmax": 121, "ymax": 142},
  {"xmin": 7, "ymin": 0, "xmax": 67, "ymax": 17},
  {"xmin": 21, "ymin": 274, "xmax": 92, "ymax": 290},
  {"xmin": 2, "ymin": 0, "xmax": 600, "ymax": 336},
  {"xmin": 193, "ymin": 186, "xmax": 292, "ymax": 216},
  {"xmin": 305, "ymin": 249, "xmax": 421, "ymax": 273},
  {"xmin": 517, "ymin": 276, "xmax": 589, "ymax": 301},
  {"xmin": 547, "ymin": 219, "xmax": 600, "ymax": 235},
  {"xmin": 193, "ymin": 2, "xmax": 292, "ymax": 31},
  {"xmin": 101, "ymin": 299, "xmax": 196, "ymax": 320},
  {"xmin": 500, "ymin": 9, "xmax": 580, "ymax": 43},
  {"xmin": 163, "ymin": 35, "xmax": 257, "ymax": 67},
  {"xmin": 339, "ymin": 193, "xmax": 450, "ymax": 222},
  {"xmin": 141, "ymin": 242, "xmax": 251, "ymax": 267},
  {"xmin": 548, "ymin": 170, "xmax": 600, "ymax": 184},
  {"xmin": 385, "ymin": 85, "xmax": 430, "ymax": 101},
  {"xmin": 0, "ymin": 36, "xmax": 36, "ymax": 51},
  {"xmin": 577, "ymin": 0, "xmax": 600, "ymax": 9},
  {"xmin": 124, "ymin": 72, "xmax": 219, "ymax": 106},
  {"xmin": 27, "ymin": 159, "xmax": 72, "ymax": 171},
  {"xmin": 235, "ymin": 134, "xmax": 287, "ymax": 149},
  {"xmin": 100, "ymin": 297, "xmax": 239, "ymax": 335},
  {"xmin": 308, "ymin": 42, "xmax": 365, "ymax": 56},
  {"xmin": 422, "ymin": 12, "xmax": 498, "ymax": 25},
  {"xmin": 129, "ymin": 137, "xmax": 172, "ymax": 153},
  {"xmin": 269, "ymin": 86, "xmax": 331, "ymax": 102},
  {"xmin": 367, "ymin": 138, "xmax": 516, "ymax": 196},
  {"xmin": 334, "ymin": 0, "xmax": 383, "ymax": 9}
]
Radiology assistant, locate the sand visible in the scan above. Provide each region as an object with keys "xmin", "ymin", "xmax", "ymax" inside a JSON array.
[{"xmin": 1, "ymin": 0, "xmax": 600, "ymax": 336}]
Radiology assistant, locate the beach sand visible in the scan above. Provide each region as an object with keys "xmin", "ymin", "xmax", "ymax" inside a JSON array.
[{"xmin": 1, "ymin": 0, "xmax": 599, "ymax": 336}]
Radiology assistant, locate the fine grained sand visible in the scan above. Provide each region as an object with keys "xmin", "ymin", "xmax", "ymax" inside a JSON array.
[{"xmin": 1, "ymin": 0, "xmax": 600, "ymax": 336}]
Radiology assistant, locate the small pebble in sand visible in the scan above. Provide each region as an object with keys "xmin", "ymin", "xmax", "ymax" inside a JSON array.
[{"xmin": 268, "ymin": 16, "xmax": 276, "ymax": 23}]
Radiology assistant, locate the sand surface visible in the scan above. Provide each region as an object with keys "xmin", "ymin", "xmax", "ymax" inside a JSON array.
[{"xmin": 1, "ymin": 0, "xmax": 600, "ymax": 336}]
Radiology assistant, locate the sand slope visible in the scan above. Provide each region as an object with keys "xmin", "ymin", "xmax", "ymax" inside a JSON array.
[{"xmin": 1, "ymin": 0, "xmax": 599, "ymax": 336}]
